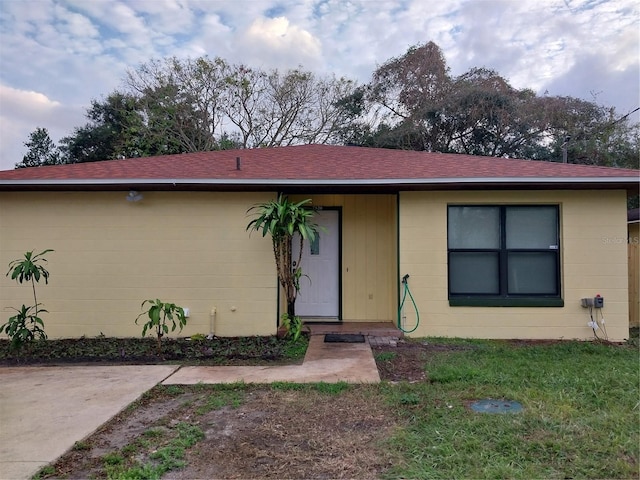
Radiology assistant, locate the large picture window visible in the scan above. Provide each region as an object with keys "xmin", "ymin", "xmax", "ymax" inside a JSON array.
[{"xmin": 447, "ymin": 205, "xmax": 562, "ymax": 307}]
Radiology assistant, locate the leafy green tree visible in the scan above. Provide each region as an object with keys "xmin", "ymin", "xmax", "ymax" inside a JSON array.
[
  {"xmin": 126, "ymin": 56, "xmax": 230, "ymax": 153},
  {"xmin": 15, "ymin": 128, "xmax": 61, "ymax": 168},
  {"xmin": 365, "ymin": 41, "xmax": 452, "ymax": 151},
  {"xmin": 25, "ymin": 48, "xmax": 638, "ymax": 170},
  {"xmin": 59, "ymin": 92, "xmax": 147, "ymax": 163},
  {"xmin": 441, "ymin": 68, "xmax": 548, "ymax": 158},
  {"xmin": 537, "ymin": 96, "xmax": 640, "ymax": 168},
  {"xmin": 246, "ymin": 195, "xmax": 319, "ymax": 317},
  {"xmin": 351, "ymin": 41, "xmax": 639, "ymax": 166},
  {"xmin": 128, "ymin": 57, "xmax": 357, "ymax": 150}
]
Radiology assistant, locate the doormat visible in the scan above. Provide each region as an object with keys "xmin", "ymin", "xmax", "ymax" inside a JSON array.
[{"xmin": 324, "ymin": 334, "xmax": 366, "ymax": 343}]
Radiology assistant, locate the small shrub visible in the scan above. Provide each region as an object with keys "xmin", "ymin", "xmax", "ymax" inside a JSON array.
[
  {"xmin": 280, "ymin": 313, "xmax": 303, "ymax": 341},
  {"xmin": 2, "ymin": 304, "xmax": 47, "ymax": 350},
  {"xmin": 1, "ymin": 249, "xmax": 53, "ymax": 351},
  {"xmin": 136, "ymin": 299, "xmax": 187, "ymax": 355}
]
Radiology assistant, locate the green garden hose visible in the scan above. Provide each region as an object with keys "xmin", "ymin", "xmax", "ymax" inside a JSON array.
[{"xmin": 398, "ymin": 274, "xmax": 420, "ymax": 334}]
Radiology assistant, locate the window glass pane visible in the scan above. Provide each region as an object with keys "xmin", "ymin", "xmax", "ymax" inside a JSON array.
[
  {"xmin": 508, "ymin": 252, "xmax": 557, "ymax": 294},
  {"xmin": 506, "ymin": 206, "xmax": 558, "ymax": 249},
  {"xmin": 448, "ymin": 206, "xmax": 500, "ymax": 249},
  {"xmin": 449, "ymin": 252, "xmax": 499, "ymax": 294},
  {"xmin": 310, "ymin": 234, "xmax": 320, "ymax": 255}
]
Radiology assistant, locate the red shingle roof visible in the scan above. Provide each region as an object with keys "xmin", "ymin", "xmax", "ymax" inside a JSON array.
[{"xmin": 0, "ymin": 145, "xmax": 638, "ymax": 190}]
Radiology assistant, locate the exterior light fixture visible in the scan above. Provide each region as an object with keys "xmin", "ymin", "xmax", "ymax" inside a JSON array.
[{"xmin": 126, "ymin": 190, "xmax": 143, "ymax": 202}]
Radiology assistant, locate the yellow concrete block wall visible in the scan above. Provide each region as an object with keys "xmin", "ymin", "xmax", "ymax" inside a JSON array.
[
  {"xmin": 0, "ymin": 191, "xmax": 278, "ymax": 338},
  {"xmin": 399, "ymin": 190, "xmax": 630, "ymax": 341},
  {"xmin": 629, "ymin": 222, "xmax": 639, "ymax": 327}
]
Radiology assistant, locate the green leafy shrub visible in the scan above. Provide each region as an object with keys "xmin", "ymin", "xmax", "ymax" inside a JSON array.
[
  {"xmin": 1, "ymin": 249, "xmax": 53, "ymax": 351},
  {"xmin": 136, "ymin": 299, "xmax": 187, "ymax": 355},
  {"xmin": 280, "ymin": 313, "xmax": 303, "ymax": 341},
  {"xmin": 2, "ymin": 305, "xmax": 47, "ymax": 351}
]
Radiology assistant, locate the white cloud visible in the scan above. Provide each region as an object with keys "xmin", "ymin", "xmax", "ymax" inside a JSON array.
[
  {"xmin": 542, "ymin": 55, "xmax": 640, "ymax": 116},
  {"xmin": 56, "ymin": 6, "xmax": 100, "ymax": 39},
  {"xmin": 239, "ymin": 16, "xmax": 322, "ymax": 69},
  {"xmin": 132, "ymin": 0, "xmax": 195, "ymax": 35},
  {"xmin": 0, "ymin": 85, "xmax": 85, "ymax": 169}
]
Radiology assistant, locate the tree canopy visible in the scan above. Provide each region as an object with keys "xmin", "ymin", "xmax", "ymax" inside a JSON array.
[
  {"xmin": 48, "ymin": 57, "xmax": 355, "ymax": 164},
  {"xmin": 15, "ymin": 127, "xmax": 62, "ymax": 168},
  {"xmin": 19, "ymin": 43, "xmax": 639, "ymax": 170},
  {"xmin": 344, "ymin": 42, "xmax": 638, "ymax": 169}
]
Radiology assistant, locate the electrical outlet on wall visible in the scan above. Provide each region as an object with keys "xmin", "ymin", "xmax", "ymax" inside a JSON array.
[{"xmin": 581, "ymin": 298, "xmax": 594, "ymax": 308}]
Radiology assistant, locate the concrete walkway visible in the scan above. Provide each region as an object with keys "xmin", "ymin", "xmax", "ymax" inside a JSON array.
[
  {"xmin": 0, "ymin": 333, "xmax": 387, "ymax": 479},
  {"xmin": 163, "ymin": 334, "xmax": 380, "ymax": 385},
  {"xmin": 0, "ymin": 365, "xmax": 179, "ymax": 480}
]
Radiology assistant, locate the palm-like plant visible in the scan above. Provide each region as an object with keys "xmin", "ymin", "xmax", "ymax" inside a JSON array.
[
  {"xmin": 246, "ymin": 194, "xmax": 319, "ymax": 317},
  {"xmin": 7, "ymin": 249, "xmax": 53, "ymax": 311},
  {"xmin": 2, "ymin": 249, "xmax": 54, "ymax": 350}
]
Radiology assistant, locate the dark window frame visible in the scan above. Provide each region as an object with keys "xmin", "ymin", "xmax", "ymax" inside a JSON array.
[{"xmin": 447, "ymin": 205, "xmax": 563, "ymax": 307}]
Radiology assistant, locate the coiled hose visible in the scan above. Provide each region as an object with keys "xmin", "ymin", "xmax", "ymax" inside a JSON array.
[{"xmin": 398, "ymin": 274, "xmax": 420, "ymax": 333}]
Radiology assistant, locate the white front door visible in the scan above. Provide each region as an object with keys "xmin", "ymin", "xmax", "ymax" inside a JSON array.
[{"xmin": 293, "ymin": 209, "xmax": 340, "ymax": 318}]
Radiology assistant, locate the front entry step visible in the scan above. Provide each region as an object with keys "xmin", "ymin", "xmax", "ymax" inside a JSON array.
[
  {"xmin": 324, "ymin": 334, "xmax": 366, "ymax": 343},
  {"xmin": 306, "ymin": 322, "xmax": 403, "ymax": 339},
  {"xmin": 306, "ymin": 322, "xmax": 402, "ymax": 347}
]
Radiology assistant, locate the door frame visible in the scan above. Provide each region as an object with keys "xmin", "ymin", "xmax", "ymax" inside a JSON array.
[{"xmin": 301, "ymin": 206, "xmax": 342, "ymax": 322}]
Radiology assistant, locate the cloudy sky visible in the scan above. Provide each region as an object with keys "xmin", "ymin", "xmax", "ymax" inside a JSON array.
[{"xmin": 0, "ymin": 0, "xmax": 638, "ymax": 171}]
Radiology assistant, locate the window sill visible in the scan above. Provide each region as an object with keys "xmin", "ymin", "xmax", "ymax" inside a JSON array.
[{"xmin": 449, "ymin": 297, "xmax": 564, "ymax": 307}]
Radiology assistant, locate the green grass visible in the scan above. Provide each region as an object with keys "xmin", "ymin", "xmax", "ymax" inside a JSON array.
[
  {"xmin": 195, "ymin": 387, "xmax": 244, "ymax": 414},
  {"xmin": 95, "ymin": 385, "xmax": 243, "ymax": 480},
  {"xmin": 381, "ymin": 339, "xmax": 639, "ymax": 479},
  {"xmin": 71, "ymin": 440, "xmax": 91, "ymax": 451},
  {"xmin": 270, "ymin": 381, "xmax": 350, "ymax": 394},
  {"xmin": 31, "ymin": 465, "xmax": 55, "ymax": 480},
  {"xmin": 374, "ymin": 351, "xmax": 397, "ymax": 362},
  {"xmin": 103, "ymin": 421, "xmax": 205, "ymax": 480}
]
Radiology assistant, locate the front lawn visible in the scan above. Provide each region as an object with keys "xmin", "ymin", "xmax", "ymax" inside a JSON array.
[
  {"xmin": 32, "ymin": 337, "xmax": 639, "ymax": 479},
  {"xmin": 380, "ymin": 338, "xmax": 639, "ymax": 479}
]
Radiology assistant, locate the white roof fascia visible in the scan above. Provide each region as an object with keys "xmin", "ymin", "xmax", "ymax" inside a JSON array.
[{"xmin": 0, "ymin": 177, "xmax": 638, "ymax": 186}]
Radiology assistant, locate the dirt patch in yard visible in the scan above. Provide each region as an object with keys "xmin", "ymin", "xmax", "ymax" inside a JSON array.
[
  {"xmin": 372, "ymin": 338, "xmax": 474, "ymax": 382},
  {"xmin": 47, "ymin": 386, "xmax": 402, "ymax": 480},
  {"xmin": 42, "ymin": 340, "xmax": 430, "ymax": 480},
  {"xmin": 167, "ymin": 388, "xmax": 398, "ymax": 480}
]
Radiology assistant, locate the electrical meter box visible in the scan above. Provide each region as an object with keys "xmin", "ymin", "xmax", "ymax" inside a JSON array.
[{"xmin": 593, "ymin": 296, "xmax": 604, "ymax": 308}]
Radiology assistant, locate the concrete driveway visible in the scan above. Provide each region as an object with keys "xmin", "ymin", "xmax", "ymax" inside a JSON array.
[{"xmin": 0, "ymin": 365, "xmax": 178, "ymax": 480}]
